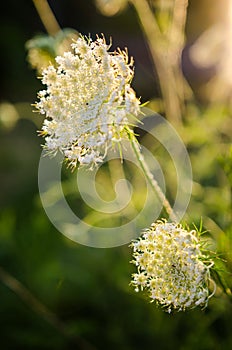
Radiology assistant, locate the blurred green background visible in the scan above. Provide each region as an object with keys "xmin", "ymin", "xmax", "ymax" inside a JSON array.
[{"xmin": 0, "ymin": 0, "xmax": 232, "ymax": 349}]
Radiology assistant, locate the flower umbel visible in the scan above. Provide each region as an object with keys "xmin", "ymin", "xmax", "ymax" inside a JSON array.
[
  {"xmin": 130, "ymin": 220, "xmax": 215, "ymax": 313},
  {"xmin": 35, "ymin": 34, "xmax": 140, "ymax": 168}
]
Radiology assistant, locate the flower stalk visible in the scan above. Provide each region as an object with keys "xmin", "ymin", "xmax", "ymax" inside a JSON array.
[
  {"xmin": 128, "ymin": 130, "xmax": 177, "ymax": 221},
  {"xmin": 32, "ymin": 0, "xmax": 61, "ymax": 36}
]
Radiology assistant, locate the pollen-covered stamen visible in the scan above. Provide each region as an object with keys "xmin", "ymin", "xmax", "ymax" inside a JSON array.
[
  {"xmin": 130, "ymin": 220, "xmax": 215, "ymax": 313},
  {"xmin": 35, "ymin": 34, "xmax": 140, "ymax": 168}
]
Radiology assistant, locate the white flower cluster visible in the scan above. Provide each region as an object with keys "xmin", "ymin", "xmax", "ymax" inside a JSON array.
[
  {"xmin": 35, "ymin": 35, "xmax": 140, "ymax": 168},
  {"xmin": 130, "ymin": 220, "xmax": 214, "ymax": 313}
]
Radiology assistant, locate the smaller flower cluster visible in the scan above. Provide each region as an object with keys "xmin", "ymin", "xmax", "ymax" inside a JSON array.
[
  {"xmin": 35, "ymin": 34, "xmax": 140, "ymax": 168},
  {"xmin": 130, "ymin": 220, "xmax": 214, "ymax": 313},
  {"xmin": 26, "ymin": 29, "xmax": 79, "ymax": 74}
]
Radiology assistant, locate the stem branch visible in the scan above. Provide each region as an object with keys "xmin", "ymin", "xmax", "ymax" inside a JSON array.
[
  {"xmin": 129, "ymin": 0, "xmax": 182, "ymax": 124},
  {"xmin": 32, "ymin": 0, "xmax": 61, "ymax": 36},
  {"xmin": 129, "ymin": 134, "xmax": 177, "ymax": 221}
]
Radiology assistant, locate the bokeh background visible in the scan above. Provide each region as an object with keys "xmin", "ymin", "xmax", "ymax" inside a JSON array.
[{"xmin": 0, "ymin": 0, "xmax": 232, "ymax": 349}]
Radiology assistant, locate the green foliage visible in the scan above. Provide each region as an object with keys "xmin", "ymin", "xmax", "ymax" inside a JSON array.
[{"xmin": 1, "ymin": 0, "xmax": 232, "ymax": 349}]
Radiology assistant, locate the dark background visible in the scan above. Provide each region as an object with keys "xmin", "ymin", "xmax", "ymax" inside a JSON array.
[{"xmin": 0, "ymin": 1, "xmax": 232, "ymax": 349}]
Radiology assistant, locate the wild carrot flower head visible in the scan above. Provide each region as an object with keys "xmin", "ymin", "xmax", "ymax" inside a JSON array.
[
  {"xmin": 130, "ymin": 220, "xmax": 215, "ymax": 313},
  {"xmin": 35, "ymin": 34, "xmax": 140, "ymax": 168}
]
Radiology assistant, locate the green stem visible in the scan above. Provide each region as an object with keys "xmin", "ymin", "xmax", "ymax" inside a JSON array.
[
  {"xmin": 129, "ymin": 133, "xmax": 177, "ymax": 222},
  {"xmin": 32, "ymin": 0, "xmax": 61, "ymax": 36}
]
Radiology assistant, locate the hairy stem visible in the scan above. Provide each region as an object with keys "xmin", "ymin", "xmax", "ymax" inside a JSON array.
[
  {"xmin": 129, "ymin": 134, "xmax": 177, "ymax": 221},
  {"xmin": 32, "ymin": 0, "xmax": 61, "ymax": 36}
]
